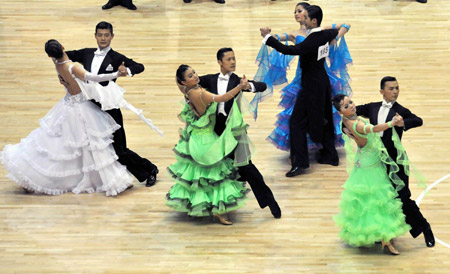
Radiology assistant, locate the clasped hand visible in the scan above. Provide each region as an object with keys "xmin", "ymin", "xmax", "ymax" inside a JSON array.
[
  {"xmin": 239, "ymin": 75, "xmax": 249, "ymax": 90},
  {"xmin": 118, "ymin": 61, "xmax": 128, "ymax": 77},
  {"xmin": 260, "ymin": 27, "xmax": 271, "ymax": 37},
  {"xmin": 391, "ymin": 113, "xmax": 404, "ymax": 127}
]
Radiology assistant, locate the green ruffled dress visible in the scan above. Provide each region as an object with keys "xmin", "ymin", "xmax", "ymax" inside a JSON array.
[
  {"xmin": 166, "ymin": 98, "xmax": 250, "ymax": 217},
  {"xmin": 334, "ymin": 119, "xmax": 411, "ymax": 246}
]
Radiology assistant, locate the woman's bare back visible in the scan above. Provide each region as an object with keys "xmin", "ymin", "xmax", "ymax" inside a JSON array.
[
  {"xmin": 185, "ymin": 87, "xmax": 212, "ymax": 117},
  {"xmin": 343, "ymin": 119, "xmax": 368, "ymax": 148},
  {"xmin": 55, "ymin": 62, "xmax": 82, "ymax": 95}
]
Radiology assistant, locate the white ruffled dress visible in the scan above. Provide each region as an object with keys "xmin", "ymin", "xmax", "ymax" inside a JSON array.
[{"xmin": 0, "ymin": 65, "xmax": 133, "ymax": 196}]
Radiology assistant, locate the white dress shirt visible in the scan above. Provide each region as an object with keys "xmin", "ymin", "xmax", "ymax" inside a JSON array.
[
  {"xmin": 91, "ymin": 46, "xmax": 132, "ymax": 76},
  {"xmin": 377, "ymin": 99, "xmax": 395, "ymax": 137},
  {"xmin": 91, "ymin": 47, "xmax": 111, "ymax": 75}
]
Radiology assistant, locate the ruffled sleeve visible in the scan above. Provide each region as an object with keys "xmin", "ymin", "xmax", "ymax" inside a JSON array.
[
  {"xmin": 325, "ymin": 36, "xmax": 353, "ymax": 98},
  {"xmin": 77, "ymin": 79, "xmax": 163, "ymax": 136},
  {"xmin": 251, "ymin": 34, "xmax": 296, "ymax": 119}
]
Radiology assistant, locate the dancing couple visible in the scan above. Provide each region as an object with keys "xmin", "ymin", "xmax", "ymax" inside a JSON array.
[
  {"xmin": 166, "ymin": 48, "xmax": 281, "ymax": 225},
  {"xmin": 0, "ymin": 22, "xmax": 159, "ymax": 196},
  {"xmin": 259, "ymin": 3, "xmax": 351, "ymax": 177}
]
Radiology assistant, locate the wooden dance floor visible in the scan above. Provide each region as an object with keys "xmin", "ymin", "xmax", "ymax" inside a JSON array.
[{"xmin": 1, "ymin": 0, "xmax": 449, "ymax": 273}]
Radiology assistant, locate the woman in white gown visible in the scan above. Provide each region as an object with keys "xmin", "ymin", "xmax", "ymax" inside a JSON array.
[{"xmin": 0, "ymin": 39, "xmax": 134, "ymax": 196}]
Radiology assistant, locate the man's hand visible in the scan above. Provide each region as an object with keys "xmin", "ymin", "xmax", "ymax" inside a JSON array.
[
  {"xmin": 239, "ymin": 75, "xmax": 249, "ymax": 90},
  {"xmin": 343, "ymin": 127, "xmax": 357, "ymax": 141},
  {"xmin": 118, "ymin": 61, "xmax": 127, "ymax": 77},
  {"xmin": 175, "ymin": 77, "xmax": 186, "ymax": 95},
  {"xmin": 392, "ymin": 113, "xmax": 404, "ymax": 127},
  {"xmin": 240, "ymin": 75, "xmax": 251, "ymax": 90},
  {"xmin": 58, "ymin": 75, "xmax": 69, "ymax": 88},
  {"xmin": 330, "ymin": 38, "xmax": 337, "ymax": 47},
  {"xmin": 260, "ymin": 27, "xmax": 271, "ymax": 38}
]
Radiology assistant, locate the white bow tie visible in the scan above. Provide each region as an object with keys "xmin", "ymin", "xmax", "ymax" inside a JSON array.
[
  {"xmin": 382, "ymin": 102, "xmax": 393, "ymax": 109},
  {"xmin": 218, "ymin": 76, "xmax": 229, "ymax": 81},
  {"xmin": 94, "ymin": 51, "xmax": 107, "ymax": 57}
]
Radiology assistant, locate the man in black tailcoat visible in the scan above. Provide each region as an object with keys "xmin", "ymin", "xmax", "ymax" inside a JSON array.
[
  {"xmin": 66, "ymin": 21, "xmax": 158, "ymax": 187},
  {"xmin": 260, "ymin": 5, "xmax": 341, "ymax": 177},
  {"xmin": 199, "ymin": 48, "xmax": 281, "ymax": 218},
  {"xmin": 356, "ymin": 76, "xmax": 434, "ymax": 247}
]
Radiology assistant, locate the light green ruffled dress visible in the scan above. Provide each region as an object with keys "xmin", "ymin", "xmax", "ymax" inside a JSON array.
[
  {"xmin": 166, "ymin": 97, "xmax": 251, "ymax": 217},
  {"xmin": 334, "ymin": 118, "xmax": 411, "ymax": 246}
]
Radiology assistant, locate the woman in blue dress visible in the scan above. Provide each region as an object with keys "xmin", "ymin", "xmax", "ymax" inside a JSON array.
[{"xmin": 254, "ymin": 2, "xmax": 352, "ymax": 152}]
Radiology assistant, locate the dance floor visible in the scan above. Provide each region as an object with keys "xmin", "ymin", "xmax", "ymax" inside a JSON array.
[{"xmin": 0, "ymin": 0, "xmax": 449, "ymax": 273}]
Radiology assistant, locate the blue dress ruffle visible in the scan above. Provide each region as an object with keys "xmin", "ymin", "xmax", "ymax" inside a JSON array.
[{"xmin": 254, "ymin": 35, "xmax": 353, "ymax": 151}]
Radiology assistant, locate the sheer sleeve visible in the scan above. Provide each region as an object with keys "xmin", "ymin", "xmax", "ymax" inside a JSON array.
[{"xmin": 84, "ymin": 71, "xmax": 119, "ymax": 83}]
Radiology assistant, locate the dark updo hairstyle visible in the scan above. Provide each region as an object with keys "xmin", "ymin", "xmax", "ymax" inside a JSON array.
[
  {"xmin": 332, "ymin": 94, "xmax": 349, "ymax": 132},
  {"xmin": 176, "ymin": 64, "xmax": 190, "ymax": 85},
  {"xmin": 296, "ymin": 2, "xmax": 310, "ymax": 9},
  {"xmin": 306, "ymin": 5, "xmax": 323, "ymax": 26},
  {"xmin": 45, "ymin": 39, "xmax": 64, "ymax": 59},
  {"xmin": 332, "ymin": 94, "xmax": 347, "ymax": 112}
]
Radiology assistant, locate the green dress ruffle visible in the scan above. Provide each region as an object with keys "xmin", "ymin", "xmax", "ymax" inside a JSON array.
[
  {"xmin": 334, "ymin": 119, "xmax": 411, "ymax": 246},
  {"xmin": 166, "ymin": 98, "xmax": 250, "ymax": 217}
]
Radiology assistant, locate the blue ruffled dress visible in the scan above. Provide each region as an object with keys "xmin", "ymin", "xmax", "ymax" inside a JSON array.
[{"xmin": 254, "ymin": 34, "xmax": 353, "ymax": 151}]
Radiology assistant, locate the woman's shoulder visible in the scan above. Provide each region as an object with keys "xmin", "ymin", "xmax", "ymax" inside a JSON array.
[{"xmin": 292, "ymin": 31, "xmax": 306, "ymax": 41}]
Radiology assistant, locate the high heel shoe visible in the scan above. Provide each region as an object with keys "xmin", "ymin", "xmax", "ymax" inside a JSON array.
[
  {"xmin": 214, "ymin": 214, "xmax": 232, "ymax": 225},
  {"xmin": 22, "ymin": 187, "xmax": 33, "ymax": 194},
  {"xmin": 381, "ymin": 240, "xmax": 400, "ymax": 255}
]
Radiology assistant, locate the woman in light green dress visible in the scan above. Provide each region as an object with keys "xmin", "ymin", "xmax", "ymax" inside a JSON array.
[
  {"xmin": 332, "ymin": 95, "xmax": 411, "ymax": 255},
  {"xmin": 166, "ymin": 65, "xmax": 252, "ymax": 225}
]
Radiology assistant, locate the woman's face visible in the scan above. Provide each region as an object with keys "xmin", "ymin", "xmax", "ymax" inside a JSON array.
[
  {"xmin": 339, "ymin": 96, "xmax": 356, "ymax": 117},
  {"xmin": 182, "ymin": 67, "xmax": 199, "ymax": 87},
  {"xmin": 294, "ymin": 5, "xmax": 307, "ymax": 23}
]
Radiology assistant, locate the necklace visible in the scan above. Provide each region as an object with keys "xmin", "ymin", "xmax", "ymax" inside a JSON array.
[
  {"xmin": 185, "ymin": 85, "xmax": 200, "ymax": 96},
  {"xmin": 344, "ymin": 114, "xmax": 358, "ymax": 121},
  {"xmin": 54, "ymin": 59, "xmax": 70, "ymax": 65}
]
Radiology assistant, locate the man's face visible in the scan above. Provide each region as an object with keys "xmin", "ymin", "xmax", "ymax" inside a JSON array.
[
  {"xmin": 380, "ymin": 81, "xmax": 400, "ymax": 102},
  {"xmin": 304, "ymin": 12, "xmax": 317, "ymax": 29},
  {"xmin": 95, "ymin": 29, "xmax": 114, "ymax": 50},
  {"xmin": 218, "ymin": 51, "xmax": 236, "ymax": 74}
]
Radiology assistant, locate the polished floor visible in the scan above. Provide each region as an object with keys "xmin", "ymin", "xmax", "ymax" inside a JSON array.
[{"xmin": 0, "ymin": 0, "xmax": 449, "ymax": 273}]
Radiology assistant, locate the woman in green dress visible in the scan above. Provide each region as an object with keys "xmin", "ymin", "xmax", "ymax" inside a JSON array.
[
  {"xmin": 332, "ymin": 95, "xmax": 411, "ymax": 255},
  {"xmin": 166, "ymin": 65, "xmax": 251, "ymax": 225}
]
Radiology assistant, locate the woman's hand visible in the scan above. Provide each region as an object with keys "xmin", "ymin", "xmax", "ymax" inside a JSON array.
[{"xmin": 391, "ymin": 113, "xmax": 404, "ymax": 127}]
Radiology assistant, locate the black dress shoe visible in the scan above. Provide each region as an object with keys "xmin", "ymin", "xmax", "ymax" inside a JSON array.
[
  {"xmin": 145, "ymin": 167, "xmax": 159, "ymax": 187},
  {"xmin": 317, "ymin": 158, "xmax": 339, "ymax": 166},
  {"xmin": 285, "ymin": 166, "xmax": 305, "ymax": 177},
  {"xmin": 102, "ymin": 0, "xmax": 118, "ymax": 9},
  {"xmin": 120, "ymin": 0, "xmax": 137, "ymax": 10},
  {"xmin": 125, "ymin": 3, "xmax": 137, "ymax": 10},
  {"xmin": 316, "ymin": 150, "xmax": 339, "ymax": 166},
  {"xmin": 215, "ymin": 0, "xmax": 225, "ymax": 3},
  {"xmin": 423, "ymin": 226, "xmax": 435, "ymax": 247},
  {"xmin": 268, "ymin": 201, "xmax": 281, "ymax": 219},
  {"xmin": 416, "ymin": 0, "xmax": 427, "ymax": 3},
  {"xmin": 183, "ymin": 0, "xmax": 192, "ymax": 2}
]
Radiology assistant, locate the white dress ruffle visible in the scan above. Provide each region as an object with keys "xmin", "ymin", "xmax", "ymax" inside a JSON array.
[
  {"xmin": 1, "ymin": 90, "xmax": 134, "ymax": 196},
  {"xmin": 80, "ymin": 79, "xmax": 164, "ymax": 136}
]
